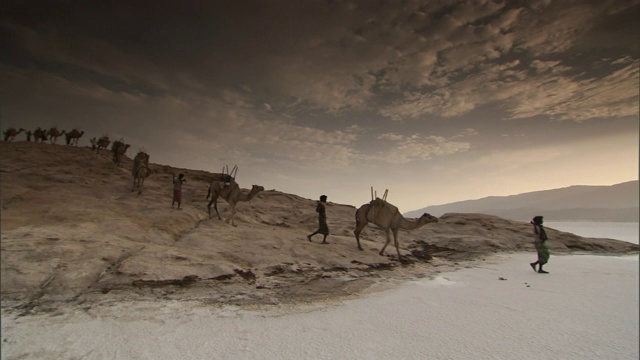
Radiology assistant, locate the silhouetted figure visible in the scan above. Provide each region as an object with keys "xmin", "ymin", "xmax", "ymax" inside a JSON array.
[
  {"xmin": 307, "ymin": 195, "xmax": 329, "ymax": 244},
  {"xmin": 172, "ymin": 173, "xmax": 186, "ymax": 209},
  {"xmin": 530, "ymin": 215, "xmax": 550, "ymax": 274}
]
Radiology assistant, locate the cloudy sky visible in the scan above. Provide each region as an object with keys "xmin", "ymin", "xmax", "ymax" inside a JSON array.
[{"xmin": 1, "ymin": 0, "xmax": 638, "ymax": 212}]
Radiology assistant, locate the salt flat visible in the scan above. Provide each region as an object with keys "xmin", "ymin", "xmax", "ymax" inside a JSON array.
[{"xmin": 2, "ymin": 253, "xmax": 637, "ymax": 360}]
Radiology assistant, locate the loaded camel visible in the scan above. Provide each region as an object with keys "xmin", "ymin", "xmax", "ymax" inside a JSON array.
[
  {"xmin": 47, "ymin": 127, "xmax": 66, "ymax": 144},
  {"xmin": 206, "ymin": 173, "xmax": 235, "ymax": 199},
  {"xmin": 131, "ymin": 151, "xmax": 150, "ymax": 195},
  {"xmin": 111, "ymin": 140, "xmax": 130, "ymax": 167},
  {"xmin": 33, "ymin": 128, "xmax": 48, "ymax": 143},
  {"xmin": 206, "ymin": 179, "xmax": 264, "ymax": 227},
  {"xmin": 354, "ymin": 198, "xmax": 438, "ymax": 261},
  {"xmin": 95, "ymin": 136, "xmax": 111, "ymax": 152},
  {"xmin": 64, "ymin": 132, "xmax": 72, "ymax": 145},
  {"xmin": 65, "ymin": 129, "xmax": 85, "ymax": 146},
  {"xmin": 3, "ymin": 128, "xmax": 25, "ymax": 142}
]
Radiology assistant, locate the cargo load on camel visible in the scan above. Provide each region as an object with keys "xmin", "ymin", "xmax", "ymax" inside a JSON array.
[{"xmin": 365, "ymin": 198, "xmax": 400, "ymax": 226}]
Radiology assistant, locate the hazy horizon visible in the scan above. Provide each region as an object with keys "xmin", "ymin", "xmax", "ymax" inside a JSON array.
[{"xmin": 2, "ymin": 1, "xmax": 638, "ymax": 211}]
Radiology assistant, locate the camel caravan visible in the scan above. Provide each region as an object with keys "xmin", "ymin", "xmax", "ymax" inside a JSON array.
[
  {"xmin": 2, "ymin": 126, "xmax": 439, "ymax": 261},
  {"xmin": 2, "ymin": 126, "xmax": 149, "ymax": 196},
  {"xmin": 3, "ymin": 126, "xmax": 85, "ymax": 145}
]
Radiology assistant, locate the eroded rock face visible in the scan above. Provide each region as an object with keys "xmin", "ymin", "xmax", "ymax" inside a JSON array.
[{"xmin": 1, "ymin": 142, "xmax": 637, "ymax": 314}]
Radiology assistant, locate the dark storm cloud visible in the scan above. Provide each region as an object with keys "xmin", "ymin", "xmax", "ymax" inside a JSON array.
[
  {"xmin": 3, "ymin": 0, "xmax": 637, "ymax": 120},
  {"xmin": 1, "ymin": 0, "xmax": 637, "ymax": 208}
]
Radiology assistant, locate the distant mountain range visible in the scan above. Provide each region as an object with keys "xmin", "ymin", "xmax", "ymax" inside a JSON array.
[{"xmin": 404, "ymin": 180, "xmax": 639, "ymax": 222}]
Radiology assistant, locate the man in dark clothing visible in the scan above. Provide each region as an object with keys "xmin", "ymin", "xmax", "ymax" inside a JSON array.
[
  {"xmin": 172, "ymin": 173, "xmax": 186, "ymax": 209},
  {"xmin": 307, "ymin": 195, "xmax": 329, "ymax": 244},
  {"xmin": 530, "ymin": 215, "xmax": 550, "ymax": 273}
]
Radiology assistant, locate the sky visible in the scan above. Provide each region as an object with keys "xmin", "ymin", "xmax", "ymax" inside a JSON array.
[{"xmin": 1, "ymin": 0, "xmax": 638, "ymax": 212}]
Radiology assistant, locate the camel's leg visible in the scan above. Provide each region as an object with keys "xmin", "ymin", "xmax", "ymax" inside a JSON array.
[
  {"xmin": 206, "ymin": 185, "xmax": 211, "ymax": 200},
  {"xmin": 131, "ymin": 177, "xmax": 137, "ymax": 192},
  {"xmin": 392, "ymin": 228, "xmax": 402, "ymax": 260},
  {"xmin": 138, "ymin": 178, "xmax": 145, "ymax": 195},
  {"xmin": 206, "ymin": 197, "xmax": 215, "ymax": 218},
  {"xmin": 213, "ymin": 198, "xmax": 222, "ymax": 220},
  {"xmin": 353, "ymin": 221, "xmax": 367, "ymax": 251},
  {"xmin": 379, "ymin": 229, "xmax": 392, "ymax": 256},
  {"xmin": 226, "ymin": 203, "xmax": 237, "ymax": 226}
]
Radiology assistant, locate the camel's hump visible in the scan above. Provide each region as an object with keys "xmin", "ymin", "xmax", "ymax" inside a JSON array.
[{"xmin": 366, "ymin": 198, "xmax": 399, "ymax": 223}]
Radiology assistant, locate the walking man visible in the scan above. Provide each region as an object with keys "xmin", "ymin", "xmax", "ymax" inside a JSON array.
[
  {"xmin": 307, "ymin": 195, "xmax": 329, "ymax": 244},
  {"xmin": 172, "ymin": 173, "xmax": 186, "ymax": 209},
  {"xmin": 530, "ymin": 215, "xmax": 550, "ymax": 273}
]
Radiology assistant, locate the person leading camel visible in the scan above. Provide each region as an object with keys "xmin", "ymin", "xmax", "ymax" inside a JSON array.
[
  {"xmin": 307, "ymin": 195, "xmax": 329, "ymax": 244},
  {"xmin": 530, "ymin": 215, "xmax": 550, "ymax": 274},
  {"xmin": 172, "ymin": 173, "xmax": 186, "ymax": 209}
]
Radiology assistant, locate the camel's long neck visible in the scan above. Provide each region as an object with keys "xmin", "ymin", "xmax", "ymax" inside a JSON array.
[
  {"xmin": 238, "ymin": 188, "xmax": 260, "ymax": 202},
  {"xmin": 398, "ymin": 215, "xmax": 426, "ymax": 230}
]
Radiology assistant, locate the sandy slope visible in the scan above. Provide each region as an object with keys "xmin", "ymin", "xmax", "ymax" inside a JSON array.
[{"xmin": 1, "ymin": 141, "xmax": 637, "ymax": 315}]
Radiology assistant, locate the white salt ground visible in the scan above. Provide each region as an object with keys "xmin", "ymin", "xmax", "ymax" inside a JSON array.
[{"xmin": 2, "ymin": 253, "xmax": 638, "ymax": 360}]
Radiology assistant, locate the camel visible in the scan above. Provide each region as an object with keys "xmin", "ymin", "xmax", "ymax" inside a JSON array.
[
  {"xmin": 33, "ymin": 128, "xmax": 48, "ymax": 143},
  {"xmin": 65, "ymin": 132, "xmax": 74, "ymax": 145},
  {"xmin": 206, "ymin": 165, "xmax": 238, "ymax": 198},
  {"xmin": 206, "ymin": 173, "xmax": 235, "ymax": 199},
  {"xmin": 354, "ymin": 198, "xmax": 439, "ymax": 260},
  {"xmin": 65, "ymin": 129, "xmax": 84, "ymax": 146},
  {"xmin": 47, "ymin": 127, "xmax": 66, "ymax": 144},
  {"xmin": 111, "ymin": 140, "xmax": 130, "ymax": 167},
  {"xmin": 131, "ymin": 151, "xmax": 150, "ymax": 195},
  {"xmin": 207, "ymin": 179, "xmax": 264, "ymax": 226},
  {"xmin": 3, "ymin": 128, "xmax": 25, "ymax": 142},
  {"xmin": 96, "ymin": 136, "xmax": 110, "ymax": 152}
]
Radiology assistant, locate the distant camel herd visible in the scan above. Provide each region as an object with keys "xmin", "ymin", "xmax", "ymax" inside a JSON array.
[
  {"xmin": 2, "ymin": 126, "xmax": 438, "ymax": 260},
  {"xmin": 3, "ymin": 126, "xmax": 152, "ymax": 196},
  {"xmin": 2, "ymin": 126, "xmax": 85, "ymax": 145}
]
